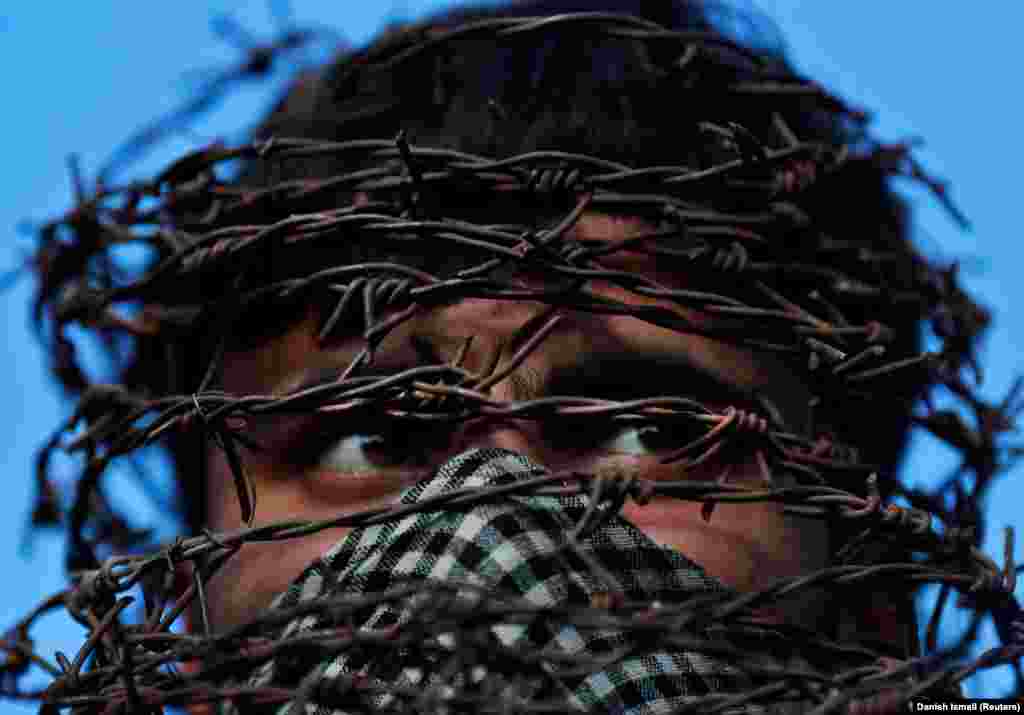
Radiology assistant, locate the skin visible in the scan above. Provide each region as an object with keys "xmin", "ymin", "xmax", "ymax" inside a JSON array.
[{"xmin": 190, "ymin": 212, "xmax": 834, "ymax": 646}]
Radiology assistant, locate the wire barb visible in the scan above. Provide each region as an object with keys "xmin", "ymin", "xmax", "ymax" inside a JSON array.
[{"xmin": 11, "ymin": 8, "xmax": 1008, "ymax": 714}]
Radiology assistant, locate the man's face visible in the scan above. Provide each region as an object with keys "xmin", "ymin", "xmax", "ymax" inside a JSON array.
[{"xmin": 199, "ymin": 212, "xmax": 831, "ymax": 636}]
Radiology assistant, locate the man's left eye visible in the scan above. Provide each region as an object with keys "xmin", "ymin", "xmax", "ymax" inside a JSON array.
[
  {"xmin": 547, "ymin": 421, "xmax": 700, "ymax": 456},
  {"xmin": 599, "ymin": 424, "xmax": 697, "ymax": 455},
  {"xmin": 599, "ymin": 425, "xmax": 666, "ymax": 455}
]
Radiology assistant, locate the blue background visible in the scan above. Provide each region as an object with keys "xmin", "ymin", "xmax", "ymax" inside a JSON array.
[{"xmin": 1, "ymin": 2, "xmax": 1021, "ymax": 709}]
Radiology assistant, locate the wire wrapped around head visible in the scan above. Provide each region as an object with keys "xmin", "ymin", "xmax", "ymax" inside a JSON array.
[{"xmin": 7, "ymin": 3, "xmax": 1022, "ymax": 713}]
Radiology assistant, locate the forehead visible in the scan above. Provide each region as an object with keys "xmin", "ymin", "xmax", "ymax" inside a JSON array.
[{"xmin": 221, "ymin": 211, "xmax": 810, "ymax": 430}]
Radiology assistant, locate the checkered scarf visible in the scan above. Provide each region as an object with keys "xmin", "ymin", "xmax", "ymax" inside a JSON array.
[{"xmin": 220, "ymin": 448, "xmax": 824, "ymax": 714}]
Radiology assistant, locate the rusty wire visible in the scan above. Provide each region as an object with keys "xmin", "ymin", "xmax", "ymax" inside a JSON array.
[{"xmin": 3, "ymin": 9, "xmax": 1023, "ymax": 715}]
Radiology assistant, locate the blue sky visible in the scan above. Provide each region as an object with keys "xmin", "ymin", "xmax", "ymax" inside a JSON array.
[{"xmin": 1, "ymin": 2, "xmax": 1021, "ymax": 709}]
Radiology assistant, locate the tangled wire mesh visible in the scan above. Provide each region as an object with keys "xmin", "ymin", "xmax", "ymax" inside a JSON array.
[{"xmin": 3, "ymin": 9, "xmax": 1023, "ymax": 715}]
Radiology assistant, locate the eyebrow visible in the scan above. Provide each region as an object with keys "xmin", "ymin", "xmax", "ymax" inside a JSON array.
[
  {"xmin": 510, "ymin": 351, "xmax": 759, "ymax": 408},
  {"xmin": 287, "ymin": 359, "xmax": 418, "ymax": 397},
  {"xmin": 287, "ymin": 348, "xmax": 765, "ymax": 420}
]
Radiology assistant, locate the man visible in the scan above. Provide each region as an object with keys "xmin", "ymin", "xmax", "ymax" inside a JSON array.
[
  {"xmin": 185, "ymin": 2, "xmax": 934, "ymax": 711},
  {"xmin": 195, "ymin": 0, "xmax": 900, "ymax": 629},
  {"xmin": 25, "ymin": 0, "xmax": 985, "ymax": 713}
]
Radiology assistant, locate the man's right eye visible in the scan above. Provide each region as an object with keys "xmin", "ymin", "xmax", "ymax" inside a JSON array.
[
  {"xmin": 307, "ymin": 422, "xmax": 450, "ymax": 474},
  {"xmin": 316, "ymin": 432, "xmax": 408, "ymax": 472}
]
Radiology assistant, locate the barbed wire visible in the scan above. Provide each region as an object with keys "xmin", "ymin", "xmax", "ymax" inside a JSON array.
[{"xmin": 4, "ymin": 10, "xmax": 1022, "ymax": 714}]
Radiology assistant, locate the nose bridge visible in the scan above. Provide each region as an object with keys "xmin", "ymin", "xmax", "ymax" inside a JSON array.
[
  {"xmin": 449, "ymin": 410, "xmax": 544, "ymax": 463},
  {"xmin": 439, "ymin": 369, "xmax": 543, "ymax": 460},
  {"xmin": 419, "ymin": 305, "xmax": 557, "ymax": 466}
]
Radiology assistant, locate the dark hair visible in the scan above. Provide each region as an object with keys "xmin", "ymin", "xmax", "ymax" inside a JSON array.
[
  {"xmin": 153, "ymin": 0, "xmax": 920, "ymax": 540},
  {"xmin": 28, "ymin": 0, "xmax": 925, "ymax": 563}
]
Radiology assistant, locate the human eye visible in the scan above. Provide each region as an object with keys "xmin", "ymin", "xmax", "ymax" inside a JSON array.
[
  {"xmin": 316, "ymin": 432, "xmax": 409, "ymax": 472},
  {"xmin": 294, "ymin": 417, "xmax": 449, "ymax": 473},
  {"xmin": 546, "ymin": 418, "xmax": 703, "ymax": 457},
  {"xmin": 601, "ymin": 424, "xmax": 677, "ymax": 456}
]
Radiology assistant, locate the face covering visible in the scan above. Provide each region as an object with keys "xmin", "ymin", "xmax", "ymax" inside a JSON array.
[{"xmin": 218, "ymin": 448, "xmax": 825, "ymax": 715}]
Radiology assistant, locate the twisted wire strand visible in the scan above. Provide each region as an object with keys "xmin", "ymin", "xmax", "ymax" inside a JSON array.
[{"xmin": 5, "ymin": 12, "xmax": 1018, "ymax": 714}]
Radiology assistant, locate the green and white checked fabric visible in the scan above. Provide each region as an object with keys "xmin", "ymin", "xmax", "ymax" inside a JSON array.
[{"xmin": 221, "ymin": 448, "xmax": 822, "ymax": 715}]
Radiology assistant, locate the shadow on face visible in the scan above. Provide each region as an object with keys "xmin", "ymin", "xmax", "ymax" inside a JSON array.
[{"xmin": 196, "ymin": 211, "xmax": 831, "ymax": 637}]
